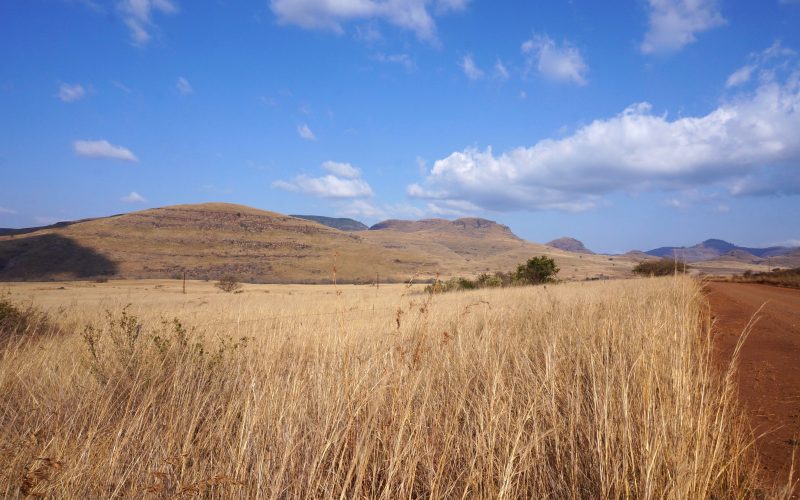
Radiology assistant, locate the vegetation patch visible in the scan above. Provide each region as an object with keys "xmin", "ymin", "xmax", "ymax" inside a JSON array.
[
  {"xmin": 731, "ymin": 267, "xmax": 800, "ymax": 289},
  {"xmin": 426, "ymin": 256, "xmax": 559, "ymax": 293},
  {"xmin": 632, "ymin": 258, "xmax": 690, "ymax": 276}
]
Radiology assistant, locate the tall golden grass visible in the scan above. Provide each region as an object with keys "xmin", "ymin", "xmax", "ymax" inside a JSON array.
[{"xmin": 0, "ymin": 277, "xmax": 774, "ymax": 497}]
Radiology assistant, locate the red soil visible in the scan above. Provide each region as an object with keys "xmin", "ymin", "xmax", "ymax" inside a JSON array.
[{"xmin": 707, "ymin": 282, "xmax": 800, "ymax": 493}]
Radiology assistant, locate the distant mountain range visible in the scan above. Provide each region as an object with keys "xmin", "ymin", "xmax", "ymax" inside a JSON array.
[{"xmin": 643, "ymin": 239, "xmax": 797, "ymax": 262}]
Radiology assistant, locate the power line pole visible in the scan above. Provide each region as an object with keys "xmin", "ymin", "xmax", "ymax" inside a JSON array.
[{"xmin": 183, "ymin": 270, "xmax": 186, "ymax": 294}]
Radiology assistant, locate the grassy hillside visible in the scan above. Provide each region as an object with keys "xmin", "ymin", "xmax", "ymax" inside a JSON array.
[{"xmin": 0, "ymin": 203, "xmax": 635, "ymax": 283}]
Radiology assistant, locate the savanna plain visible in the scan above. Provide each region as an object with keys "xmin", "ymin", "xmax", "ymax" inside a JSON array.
[{"xmin": 0, "ymin": 277, "xmax": 792, "ymax": 497}]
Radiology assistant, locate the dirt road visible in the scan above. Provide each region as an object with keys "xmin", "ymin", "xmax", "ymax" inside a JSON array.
[{"xmin": 707, "ymin": 282, "xmax": 800, "ymax": 491}]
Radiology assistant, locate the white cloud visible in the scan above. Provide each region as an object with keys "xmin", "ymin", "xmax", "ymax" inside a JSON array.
[
  {"xmin": 355, "ymin": 23, "xmax": 382, "ymax": 43},
  {"xmin": 73, "ymin": 139, "xmax": 138, "ymax": 162},
  {"xmin": 176, "ymin": 76, "xmax": 192, "ymax": 94},
  {"xmin": 58, "ymin": 83, "xmax": 86, "ymax": 102},
  {"xmin": 118, "ymin": 0, "xmax": 178, "ymax": 46},
  {"xmin": 459, "ymin": 54, "xmax": 484, "ymax": 80},
  {"xmin": 336, "ymin": 199, "xmax": 386, "ymax": 219},
  {"xmin": 273, "ymin": 161, "xmax": 373, "ymax": 199},
  {"xmin": 269, "ymin": 0, "xmax": 467, "ymax": 42},
  {"xmin": 416, "ymin": 156, "xmax": 427, "ymax": 175},
  {"xmin": 640, "ymin": 0, "xmax": 725, "ymax": 54},
  {"xmin": 121, "ymin": 191, "xmax": 147, "ymax": 203},
  {"xmin": 435, "ymin": 0, "xmax": 469, "ymax": 12},
  {"xmin": 374, "ymin": 53, "xmax": 414, "ymax": 72},
  {"xmin": 725, "ymin": 42, "xmax": 797, "ymax": 89},
  {"xmin": 274, "ymin": 175, "xmax": 373, "ymax": 198},
  {"xmin": 522, "ymin": 34, "xmax": 588, "ymax": 85},
  {"xmin": 426, "ymin": 199, "xmax": 480, "ymax": 217},
  {"xmin": 297, "ymin": 123, "xmax": 317, "ymax": 140},
  {"xmin": 408, "ymin": 65, "xmax": 800, "ymax": 212},
  {"xmin": 725, "ymin": 65, "xmax": 755, "ymax": 88},
  {"xmin": 336, "ymin": 199, "xmax": 425, "ymax": 221},
  {"xmin": 494, "ymin": 59, "xmax": 509, "ymax": 81},
  {"xmin": 322, "ymin": 161, "xmax": 360, "ymax": 178},
  {"xmin": 0, "ymin": 207, "xmax": 16, "ymax": 215}
]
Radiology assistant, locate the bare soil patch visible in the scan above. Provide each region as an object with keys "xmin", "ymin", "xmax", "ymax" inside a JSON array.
[{"xmin": 707, "ymin": 282, "xmax": 800, "ymax": 493}]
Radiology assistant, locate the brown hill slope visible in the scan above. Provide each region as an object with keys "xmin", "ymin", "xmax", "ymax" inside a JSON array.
[{"xmin": 0, "ymin": 203, "xmax": 635, "ymax": 282}]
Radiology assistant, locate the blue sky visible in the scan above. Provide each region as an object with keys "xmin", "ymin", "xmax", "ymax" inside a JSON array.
[{"xmin": 1, "ymin": 0, "xmax": 799, "ymax": 253}]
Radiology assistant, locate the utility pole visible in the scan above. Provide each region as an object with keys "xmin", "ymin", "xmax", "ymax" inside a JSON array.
[
  {"xmin": 183, "ymin": 270, "xmax": 186, "ymax": 294},
  {"xmin": 376, "ymin": 272, "xmax": 379, "ymax": 289}
]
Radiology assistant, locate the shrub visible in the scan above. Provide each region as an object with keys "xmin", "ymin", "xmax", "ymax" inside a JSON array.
[
  {"xmin": 514, "ymin": 256, "xmax": 559, "ymax": 285},
  {"xmin": 633, "ymin": 259, "xmax": 689, "ymax": 277},
  {"xmin": 476, "ymin": 273, "xmax": 503, "ymax": 288},
  {"xmin": 732, "ymin": 267, "xmax": 800, "ymax": 289},
  {"xmin": 0, "ymin": 297, "xmax": 53, "ymax": 348},
  {"xmin": 215, "ymin": 276, "xmax": 242, "ymax": 293}
]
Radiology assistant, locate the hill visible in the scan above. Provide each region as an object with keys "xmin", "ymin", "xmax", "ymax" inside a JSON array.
[
  {"xmin": 0, "ymin": 203, "xmax": 635, "ymax": 283},
  {"xmin": 644, "ymin": 239, "xmax": 796, "ymax": 262},
  {"xmin": 546, "ymin": 237, "xmax": 594, "ymax": 254},
  {"xmin": 289, "ymin": 215, "xmax": 368, "ymax": 231}
]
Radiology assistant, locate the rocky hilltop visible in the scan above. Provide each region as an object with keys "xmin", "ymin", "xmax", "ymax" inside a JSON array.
[{"xmin": 546, "ymin": 237, "xmax": 594, "ymax": 254}]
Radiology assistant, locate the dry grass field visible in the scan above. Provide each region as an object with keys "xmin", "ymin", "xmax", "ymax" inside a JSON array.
[{"xmin": 0, "ymin": 277, "xmax": 788, "ymax": 497}]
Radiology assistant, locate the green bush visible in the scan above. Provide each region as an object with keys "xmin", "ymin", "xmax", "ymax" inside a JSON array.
[
  {"xmin": 425, "ymin": 256, "xmax": 560, "ymax": 293},
  {"xmin": 513, "ymin": 256, "xmax": 559, "ymax": 285},
  {"xmin": 476, "ymin": 273, "xmax": 503, "ymax": 288}
]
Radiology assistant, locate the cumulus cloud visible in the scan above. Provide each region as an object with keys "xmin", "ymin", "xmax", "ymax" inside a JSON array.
[
  {"xmin": 273, "ymin": 161, "xmax": 373, "ymax": 198},
  {"xmin": 118, "ymin": 0, "xmax": 178, "ymax": 46},
  {"xmin": 73, "ymin": 139, "xmax": 139, "ymax": 162},
  {"xmin": 297, "ymin": 123, "xmax": 317, "ymax": 141},
  {"xmin": 522, "ymin": 34, "xmax": 588, "ymax": 85},
  {"xmin": 58, "ymin": 83, "xmax": 86, "ymax": 102},
  {"xmin": 640, "ymin": 0, "xmax": 725, "ymax": 54},
  {"xmin": 408, "ymin": 60, "xmax": 800, "ymax": 213},
  {"xmin": 459, "ymin": 54, "xmax": 484, "ymax": 80},
  {"xmin": 176, "ymin": 76, "xmax": 192, "ymax": 94},
  {"xmin": 269, "ymin": 0, "xmax": 468, "ymax": 42},
  {"xmin": 322, "ymin": 161, "xmax": 361, "ymax": 178},
  {"xmin": 121, "ymin": 191, "xmax": 147, "ymax": 203}
]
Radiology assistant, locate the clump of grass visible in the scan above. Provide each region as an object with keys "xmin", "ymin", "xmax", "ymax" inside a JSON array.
[{"xmin": 0, "ymin": 277, "xmax": 774, "ymax": 497}]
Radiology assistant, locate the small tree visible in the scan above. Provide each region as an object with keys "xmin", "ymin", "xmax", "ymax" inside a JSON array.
[
  {"xmin": 215, "ymin": 276, "xmax": 242, "ymax": 293},
  {"xmin": 514, "ymin": 256, "xmax": 559, "ymax": 285}
]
